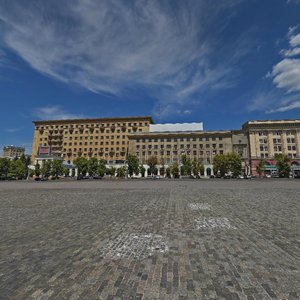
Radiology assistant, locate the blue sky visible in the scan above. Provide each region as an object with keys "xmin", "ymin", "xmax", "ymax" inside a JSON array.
[{"xmin": 0, "ymin": 0, "xmax": 300, "ymax": 154}]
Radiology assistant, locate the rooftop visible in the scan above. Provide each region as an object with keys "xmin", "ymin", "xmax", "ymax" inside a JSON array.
[
  {"xmin": 33, "ymin": 116, "xmax": 154, "ymax": 125},
  {"xmin": 149, "ymin": 122, "xmax": 203, "ymax": 133}
]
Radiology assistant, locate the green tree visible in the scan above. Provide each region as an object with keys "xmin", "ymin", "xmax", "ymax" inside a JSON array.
[
  {"xmin": 0, "ymin": 158, "xmax": 10, "ymax": 178},
  {"xmin": 8, "ymin": 159, "xmax": 26, "ymax": 179},
  {"xmin": 51, "ymin": 160, "xmax": 64, "ymax": 178},
  {"xmin": 192, "ymin": 159, "xmax": 204, "ymax": 177},
  {"xmin": 20, "ymin": 154, "xmax": 31, "ymax": 177},
  {"xmin": 116, "ymin": 166, "xmax": 126, "ymax": 178},
  {"xmin": 275, "ymin": 154, "xmax": 291, "ymax": 178},
  {"xmin": 29, "ymin": 169, "xmax": 35, "ymax": 178},
  {"xmin": 256, "ymin": 159, "xmax": 265, "ymax": 177},
  {"xmin": 74, "ymin": 157, "xmax": 88, "ymax": 175},
  {"xmin": 166, "ymin": 167, "xmax": 171, "ymax": 178},
  {"xmin": 171, "ymin": 162, "xmax": 180, "ymax": 178},
  {"xmin": 97, "ymin": 159, "xmax": 107, "ymax": 177},
  {"xmin": 181, "ymin": 155, "xmax": 192, "ymax": 175},
  {"xmin": 213, "ymin": 154, "xmax": 228, "ymax": 177},
  {"xmin": 147, "ymin": 156, "xmax": 158, "ymax": 175},
  {"xmin": 107, "ymin": 166, "xmax": 116, "ymax": 176},
  {"xmin": 64, "ymin": 167, "xmax": 69, "ymax": 177},
  {"xmin": 127, "ymin": 154, "xmax": 139, "ymax": 177},
  {"xmin": 34, "ymin": 163, "xmax": 41, "ymax": 177},
  {"xmin": 139, "ymin": 164, "xmax": 145, "ymax": 177},
  {"xmin": 41, "ymin": 161, "xmax": 52, "ymax": 178},
  {"xmin": 227, "ymin": 152, "xmax": 242, "ymax": 177},
  {"xmin": 87, "ymin": 157, "xmax": 98, "ymax": 176},
  {"xmin": 160, "ymin": 166, "xmax": 165, "ymax": 177}
]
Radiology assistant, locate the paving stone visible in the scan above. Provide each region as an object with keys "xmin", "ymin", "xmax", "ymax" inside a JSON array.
[{"xmin": 0, "ymin": 179, "xmax": 299, "ymax": 299}]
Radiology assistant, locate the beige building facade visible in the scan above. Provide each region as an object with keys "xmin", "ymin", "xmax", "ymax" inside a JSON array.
[
  {"xmin": 128, "ymin": 130, "xmax": 249, "ymax": 176},
  {"xmin": 3, "ymin": 146, "xmax": 25, "ymax": 159},
  {"xmin": 32, "ymin": 116, "xmax": 153, "ymax": 163},
  {"xmin": 31, "ymin": 116, "xmax": 300, "ymax": 177},
  {"xmin": 242, "ymin": 120, "xmax": 300, "ymax": 175}
]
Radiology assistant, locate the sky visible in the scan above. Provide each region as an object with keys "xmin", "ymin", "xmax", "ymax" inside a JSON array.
[{"xmin": 0, "ymin": 0, "xmax": 300, "ymax": 154}]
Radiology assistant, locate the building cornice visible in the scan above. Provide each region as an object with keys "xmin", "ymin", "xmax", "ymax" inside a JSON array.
[
  {"xmin": 128, "ymin": 130, "xmax": 233, "ymax": 139},
  {"xmin": 33, "ymin": 116, "xmax": 154, "ymax": 125}
]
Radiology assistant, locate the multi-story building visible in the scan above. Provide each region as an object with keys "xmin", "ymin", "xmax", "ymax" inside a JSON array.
[
  {"xmin": 128, "ymin": 123, "xmax": 249, "ymax": 176},
  {"xmin": 242, "ymin": 119, "xmax": 300, "ymax": 175},
  {"xmin": 3, "ymin": 145, "xmax": 25, "ymax": 159},
  {"xmin": 32, "ymin": 116, "xmax": 153, "ymax": 163},
  {"xmin": 31, "ymin": 116, "xmax": 300, "ymax": 177}
]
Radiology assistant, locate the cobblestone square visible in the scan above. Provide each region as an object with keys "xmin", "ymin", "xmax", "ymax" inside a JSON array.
[{"xmin": 0, "ymin": 179, "xmax": 299, "ymax": 299}]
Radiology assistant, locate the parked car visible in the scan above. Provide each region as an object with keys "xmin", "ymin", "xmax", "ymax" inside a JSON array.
[{"xmin": 264, "ymin": 174, "xmax": 271, "ymax": 178}]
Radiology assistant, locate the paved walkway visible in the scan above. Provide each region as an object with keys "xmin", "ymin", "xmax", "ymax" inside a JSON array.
[{"xmin": 0, "ymin": 180, "xmax": 299, "ymax": 299}]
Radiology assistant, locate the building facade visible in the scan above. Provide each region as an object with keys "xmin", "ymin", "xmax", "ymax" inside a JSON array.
[
  {"xmin": 242, "ymin": 120, "xmax": 300, "ymax": 175},
  {"xmin": 32, "ymin": 116, "xmax": 153, "ymax": 163},
  {"xmin": 3, "ymin": 146, "xmax": 25, "ymax": 159},
  {"xmin": 128, "ymin": 127, "xmax": 249, "ymax": 176},
  {"xmin": 31, "ymin": 117, "xmax": 300, "ymax": 177}
]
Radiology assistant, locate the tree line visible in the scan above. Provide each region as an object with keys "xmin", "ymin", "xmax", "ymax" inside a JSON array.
[{"xmin": 0, "ymin": 155, "xmax": 31, "ymax": 179}]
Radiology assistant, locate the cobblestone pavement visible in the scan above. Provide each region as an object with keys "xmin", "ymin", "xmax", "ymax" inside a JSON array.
[{"xmin": 0, "ymin": 179, "xmax": 299, "ymax": 300}]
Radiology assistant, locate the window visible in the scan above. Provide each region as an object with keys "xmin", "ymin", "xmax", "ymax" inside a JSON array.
[
  {"xmin": 273, "ymin": 138, "xmax": 281, "ymax": 144},
  {"xmin": 259, "ymin": 139, "xmax": 267, "ymax": 144},
  {"xmin": 274, "ymin": 145, "xmax": 282, "ymax": 152},
  {"xmin": 260, "ymin": 145, "xmax": 268, "ymax": 151},
  {"xmin": 287, "ymin": 138, "xmax": 295, "ymax": 143}
]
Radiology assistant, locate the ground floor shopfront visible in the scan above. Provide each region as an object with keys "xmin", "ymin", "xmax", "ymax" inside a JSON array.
[{"xmin": 250, "ymin": 159, "xmax": 300, "ymax": 177}]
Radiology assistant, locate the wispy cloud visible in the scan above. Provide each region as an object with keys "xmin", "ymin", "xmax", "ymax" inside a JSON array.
[
  {"xmin": 287, "ymin": 0, "xmax": 300, "ymax": 4},
  {"xmin": 250, "ymin": 25, "xmax": 300, "ymax": 113},
  {"xmin": 33, "ymin": 105, "xmax": 84, "ymax": 120},
  {"xmin": 0, "ymin": 0, "xmax": 249, "ymax": 117},
  {"xmin": 267, "ymin": 101, "xmax": 300, "ymax": 113},
  {"xmin": 4, "ymin": 128, "xmax": 22, "ymax": 133},
  {"xmin": 271, "ymin": 26, "xmax": 300, "ymax": 93}
]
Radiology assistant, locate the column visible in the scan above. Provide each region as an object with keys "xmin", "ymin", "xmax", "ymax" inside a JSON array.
[
  {"xmin": 296, "ymin": 130, "xmax": 300, "ymax": 158},
  {"xmin": 281, "ymin": 131, "xmax": 287, "ymax": 155},
  {"xmin": 267, "ymin": 131, "xmax": 274, "ymax": 159}
]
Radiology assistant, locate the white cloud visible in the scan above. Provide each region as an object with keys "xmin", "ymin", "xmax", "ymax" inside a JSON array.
[
  {"xmin": 33, "ymin": 105, "xmax": 84, "ymax": 120},
  {"xmin": 259, "ymin": 25, "xmax": 300, "ymax": 113},
  {"xmin": 5, "ymin": 128, "xmax": 22, "ymax": 133},
  {"xmin": 272, "ymin": 58, "xmax": 300, "ymax": 92},
  {"xmin": 267, "ymin": 101, "xmax": 300, "ymax": 113},
  {"xmin": 287, "ymin": 0, "xmax": 300, "ymax": 4},
  {"xmin": 0, "ymin": 0, "xmax": 247, "ymax": 117}
]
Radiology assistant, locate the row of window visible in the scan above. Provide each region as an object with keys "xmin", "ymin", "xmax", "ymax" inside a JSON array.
[
  {"xmin": 136, "ymin": 143, "xmax": 223, "ymax": 150},
  {"xmin": 258, "ymin": 130, "xmax": 296, "ymax": 136},
  {"xmin": 261, "ymin": 153, "xmax": 297, "ymax": 158},
  {"xmin": 37, "ymin": 122, "xmax": 149, "ymax": 130},
  {"xmin": 259, "ymin": 138, "xmax": 297, "ymax": 144},
  {"xmin": 62, "ymin": 152, "xmax": 126, "ymax": 158},
  {"xmin": 63, "ymin": 147, "xmax": 126, "ymax": 152},
  {"xmin": 136, "ymin": 150, "xmax": 224, "ymax": 156},
  {"xmin": 39, "ymin": 128, "xmax": 142, "ymax": 135},
  {"xmin": 63, "ymin": 141, "xmax": 127, "ymax": 146},
  {"xmin": 136, "ymin": 137, "xmax": 223, "ymax": 143},
  {"xmin": 260, "ymin": 145, "xmax": 297, "ymax": 152},
  {"xmin": 40, "ymin": 135, "xmax": 128, "ymax": 142}
]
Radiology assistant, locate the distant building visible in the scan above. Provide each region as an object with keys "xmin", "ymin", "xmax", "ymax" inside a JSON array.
[
  {"xmin": 30, "ymin": 116, "xmax": 300, "ymax": 177},
  {"xmin": 3, "ymin": 145, "xmax": 25, "ymax": 159},
  {"xmin": 32, "ymin": 116, "xmax": 153, "ymax": 163},
  {"xmin": 242, "ymin": 119, "xmax": 300, "ymax": 175}
]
